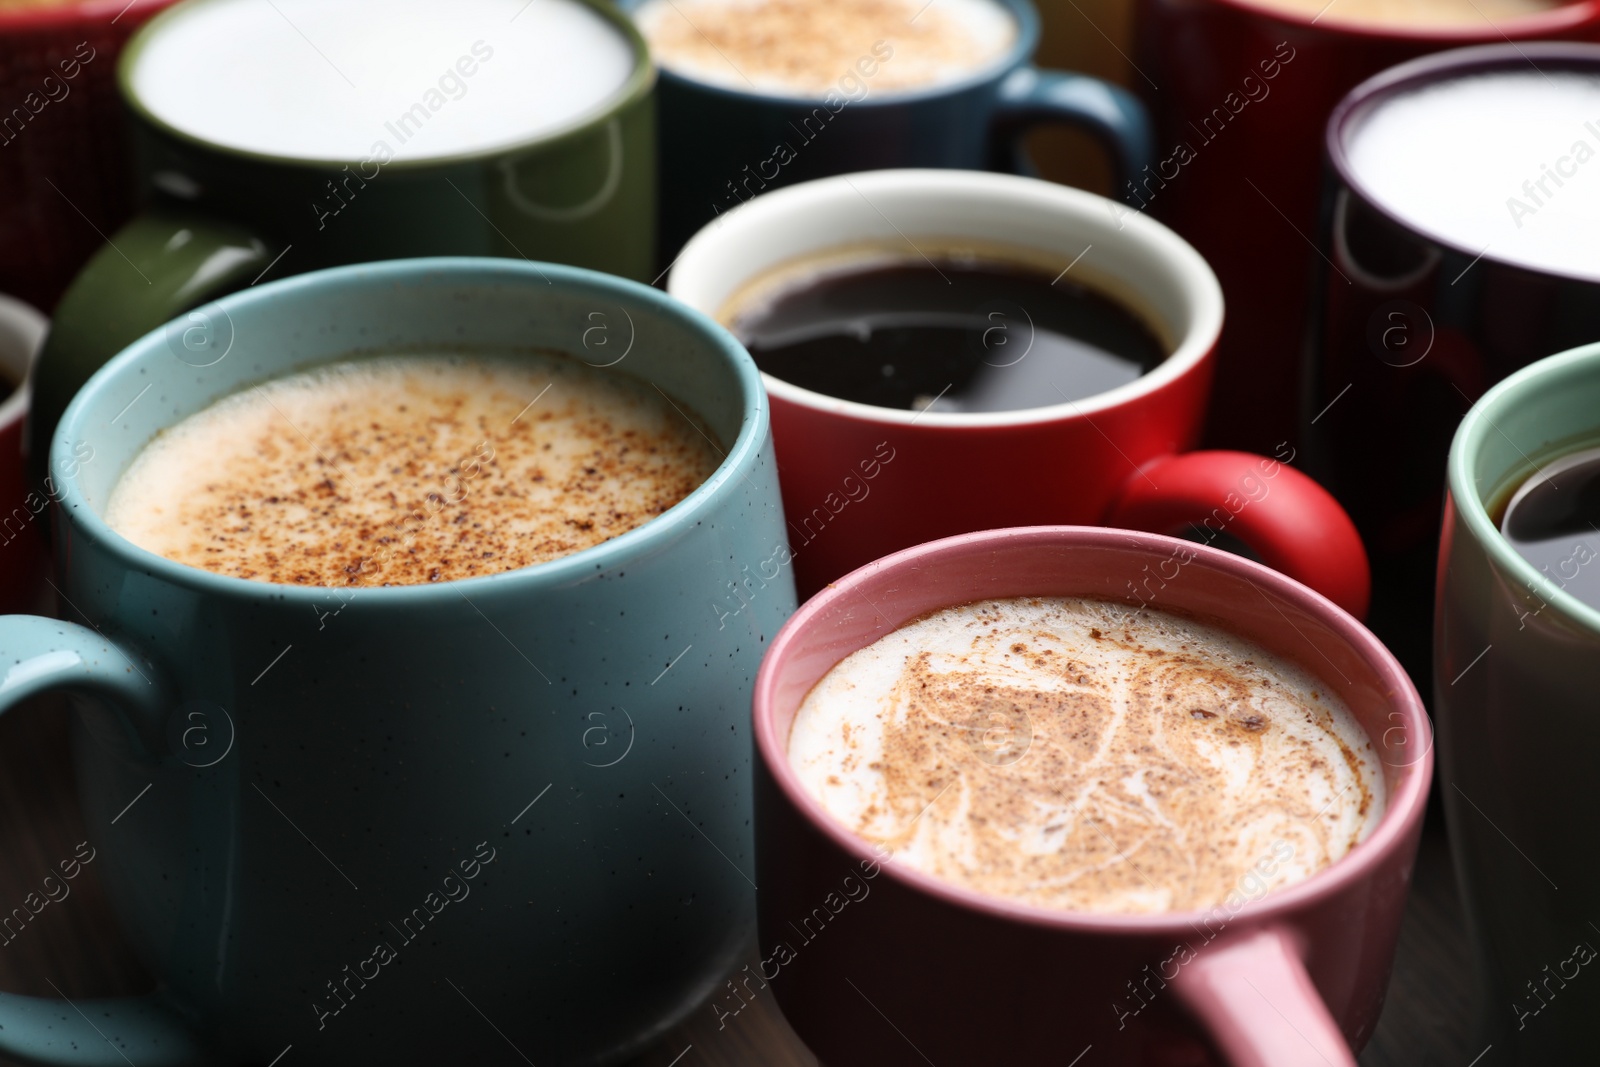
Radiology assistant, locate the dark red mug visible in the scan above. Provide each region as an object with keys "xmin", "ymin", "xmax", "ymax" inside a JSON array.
[
  {"xmin": 668, "ymin": 169, "xmax": 1371, "ymax": 617},
  {"xmin": 751, "ymin": 525, "xmax": 1431, "ymax": 1066},
  {"xmin": 0, "ymin": 292, "xmax": 49, "ymax": 613},
  {"xmin": 0, "ymin": 0, "xmax": 178, "ymax": 313},
  {"xmin": 1132, "ymin": 0, "xmax": 1600, "ymax": 455}
]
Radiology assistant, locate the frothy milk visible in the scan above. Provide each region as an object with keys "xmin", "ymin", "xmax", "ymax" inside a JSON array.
[
  {"xmin": 105, "ymin": 354, "xmax": 721, "ymax": 586},
  {"xmin": 129, "ymin": 0, "xmax": 637, "ymax": 162},
  {"xmin": 788, "ymin": 598, "xmax": 1384, "ymax": 914},
  {"xmin": 1347, "ymin": 70, "xmax": 1600, "ymax": 282},
  {"xmin": 634, "ymin": 0, "xmax": 1016, "ymax": 97},
  {"xmin": 1244, "ymin": 0, "xmax": 1565, "ymax": 29}
]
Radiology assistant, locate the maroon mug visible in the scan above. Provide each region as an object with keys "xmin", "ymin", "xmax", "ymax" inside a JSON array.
[
  {"xmin": 751, "ymin": 526, "xmax": 1431, "ymax": 1066},
  {"xmin": 1131, "ymin": 0, "xmax": 1600, "ymax": 455},
  {"xmin": 0, "ymin": 0, "xmax": 177, "ymax": 313}
]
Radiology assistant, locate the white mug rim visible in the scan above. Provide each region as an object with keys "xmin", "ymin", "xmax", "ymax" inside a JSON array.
[{"xmin": 667, "ymin": 169, "xmax": 1225, "ymax": 429}]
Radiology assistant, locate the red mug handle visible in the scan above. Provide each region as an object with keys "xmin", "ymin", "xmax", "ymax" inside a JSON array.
[
  {"xmin": 1170, "ymin": 926, "xmax": 1357, "ymax": 1067},
  {"xmin": 1103, "ymin": 450, "xmax": 1371, "ymax": 619}
]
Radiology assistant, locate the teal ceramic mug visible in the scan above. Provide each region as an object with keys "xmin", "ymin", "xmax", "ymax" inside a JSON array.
[
  {"xmin": 27, "ymin": 0, "xmax": 656, "ymax": 497},
  {"xmin": 1437, "ymin": 340, "xmax": 1600, "ymax": 1063},
  {"xmin": 0, "ymin": 257, "xmax": 795, "ymax": 1065}
]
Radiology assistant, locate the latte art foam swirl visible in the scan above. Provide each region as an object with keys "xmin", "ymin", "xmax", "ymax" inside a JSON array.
[{"xmin": 787, "ymin": 598, "xmax": 1384, "ymax": 914}]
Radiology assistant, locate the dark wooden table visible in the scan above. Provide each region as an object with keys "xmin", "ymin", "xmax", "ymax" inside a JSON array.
[{"xmin": 0, "ymin": 696, "xmax": 1482, "ymax": 1067}]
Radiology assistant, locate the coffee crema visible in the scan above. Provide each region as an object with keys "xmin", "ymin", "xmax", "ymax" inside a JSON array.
[
  {"xmin": 104, "ymin": 354, "xmax": 721, "ymax": 586},
  {"xmin": 634, "ymin": 0, "xmax": 1016, "ymax": 97},
  {"xmin": 787, "ymin": 597, "xmax": 1384, "ymax": 914},
  {"xmin": 1247, "ymin": 0, "xmax": 1566, "ymax": 27}
]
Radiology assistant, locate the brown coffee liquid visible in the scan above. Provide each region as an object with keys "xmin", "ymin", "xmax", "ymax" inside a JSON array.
[
  {"xmin": 731, "ymin": 257, "xmax": 1166, "ymax": 414},
  {"xmin": 1499, "ymin": 444, "xmax": 1600, "ymax": 610}
]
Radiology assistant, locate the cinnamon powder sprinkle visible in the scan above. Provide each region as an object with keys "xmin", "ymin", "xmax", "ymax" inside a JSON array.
[
  {"xmin": 787, "ymin": 598, "xmax": 1385, "ymax": 914},
  {"xmin": 104, "ymin": 353, "xmax": 721, "ymax": 587}
]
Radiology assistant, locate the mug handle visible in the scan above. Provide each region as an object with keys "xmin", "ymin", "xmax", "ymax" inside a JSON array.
[
  {"xmin": 1170, "ymin": 926, "xmax": 1358, "ymax": 1067},
  {"xmin": 988, "ymin": 66, "xmax": 1155, "ymax": 196},
  {"xmin": 1102, "ymin": 450, "xmax": 1371, "ymax": 619},
  {"xmin": 0, "ymin": 615, "xmax": 205, "ymax": 1066},
  {"xmin": 26, "ymin": 210, "xmax": 273, "ymax": 498}
]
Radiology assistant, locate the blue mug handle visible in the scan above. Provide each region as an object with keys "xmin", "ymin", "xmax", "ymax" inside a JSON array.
[
  {"xmin": 0, "ymin": 616, "xmax": 204, "ymax": 1065},
  {"xmin": 990, "ymin": 66, "xmax": 1155, "ymax": 202}
]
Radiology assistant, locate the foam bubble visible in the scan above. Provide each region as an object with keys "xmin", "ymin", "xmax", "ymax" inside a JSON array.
[{"xmin": 787, "ymin": 597, "xmax": 1385, "ymax": 914}]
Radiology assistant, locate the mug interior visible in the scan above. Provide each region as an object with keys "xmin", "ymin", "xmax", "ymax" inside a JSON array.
[
  {"xmin": 1449, "ymin": 339, "xmax": 1600, "ymax": 637},
  {"xmin": 53, "ymin": 256, "xmax": 764, "ymax": 598},
  {"xmin": 752, "ymin": 525, "xmax": 1431, "ymax": 932},
  {"xmin": 668, "ymin": 169, "xmax": 1223, "ymax": 427}
]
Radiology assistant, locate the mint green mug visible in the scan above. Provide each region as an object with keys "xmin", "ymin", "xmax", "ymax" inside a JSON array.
[
  {"xmin": 28, "ymin": 0, "xmax": 656, "ymax": 498},
  {"xmin": 1437, "ymin": 340, "xmax": 1600, "ymax": 1062},
  {"xmin": 0, "ymin": 257, "xmax": 795, "ymax": 1065}
]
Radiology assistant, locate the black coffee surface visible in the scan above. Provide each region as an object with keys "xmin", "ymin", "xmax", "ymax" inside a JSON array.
[
  {"xmin": 733, "ymin": 258, "xmax": 1167, "ymax": 413},
  {"xmin": 1500, "ymin": 445, "xmax": 1600, "ymax": 610}
]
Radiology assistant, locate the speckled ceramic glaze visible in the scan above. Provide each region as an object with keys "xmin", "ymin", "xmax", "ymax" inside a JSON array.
[{"xmin": 0, "ymin": 258, "xmax": 795, "ymax": 1066}]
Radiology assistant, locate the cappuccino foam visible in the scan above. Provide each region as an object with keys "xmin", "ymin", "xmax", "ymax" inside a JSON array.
[
  {"xmin": 1245, "ymin": 0, "xmax": 1565, "ymax": 29},
  {"xmin": 787, "ymin": 598, "xmax": 1384, "ymax": 914},
  {"xmin": 634, "ymin": 0, "xmax": 1016, "ymax": 97},
  {"xmin": 104, "ymin": 354, "xmax": 721, "ymax": 586},
  {"xmin": 129, "ymin": 0, "xmax": 636, "ymax": 162},
  {"xmin": 1347, "ymin": 71, "xmax": 1600, "ymax": 282}
]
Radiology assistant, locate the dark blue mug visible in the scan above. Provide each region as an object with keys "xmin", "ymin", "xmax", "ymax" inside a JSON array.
[{"xmin": 621, "ymin": 0, "xmax": 1155, "ymax": 261}]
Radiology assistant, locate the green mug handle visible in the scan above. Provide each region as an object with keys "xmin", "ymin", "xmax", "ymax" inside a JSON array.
[
  {"xmin": 26, "ymin": 210, "xmax": 274, "ymax": 498},
  {"xmin": 0, "ymin": 615, "xmax": 204, "ymax": 1066}
]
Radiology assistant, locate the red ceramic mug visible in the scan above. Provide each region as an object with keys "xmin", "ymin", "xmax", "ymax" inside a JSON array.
[
  {"xmin": 751, "ymin": 525, "xmax": 1431, "ymax": 1066},
  {"xmin": 0, "ymin": 0, "xmax": 178, "ymax": 313},
  {"xmin": 668, "ymin": 169, "xmax": 1370, "ymax": 617},
  {"xmin": 1132, "ymin": 0, "xmax": 1600, "ymax": 454}
]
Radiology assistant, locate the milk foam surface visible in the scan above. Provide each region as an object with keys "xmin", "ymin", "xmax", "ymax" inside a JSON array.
[
  {"xmin": 104, "ymin": 354, "xmax": 720, "ymax": 586},
  {"xmin": 1348, "ymin": 71, "xmax": 1600, "ymax": 282},
  {"xmin": 1246, "ymin": 0, "xmax": 1562, "ymax": 29},
  {"xmin": 634, "ymin": 0, "xmax": 1015, "ymax": 97},
  {"xmin": 130, "ymin": 0, "xmax": 636, "ymax": 162},
  {"xmin": 787, "ymin": 598, "xmax": 1384, "ymax": 914}
]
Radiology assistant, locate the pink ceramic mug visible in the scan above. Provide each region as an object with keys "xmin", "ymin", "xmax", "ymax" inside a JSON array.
[{"xmin": 750, "ymin": 526, "xmax": 1430, "ymax": 1066}]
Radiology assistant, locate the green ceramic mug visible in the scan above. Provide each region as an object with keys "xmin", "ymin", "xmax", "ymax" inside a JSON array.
[
  {"xmin": 0, "ymin": 257, "xmax": 795, "ymax": 1065},
  {"xmin": 27, "ymin": 0, "xmax": 656, "ymax": 496},
  {"xmin": 1437, "ymin": 340, "xmax": 1600, "ymax": 1063}
]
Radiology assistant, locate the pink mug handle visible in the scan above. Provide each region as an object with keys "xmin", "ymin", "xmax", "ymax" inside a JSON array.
[
  {"xmin": 1171, "ymin": 926, "xmax": 1357, "ymax": 1067},
  {"xmin": 1103, "ymin": 450, "xmax": 1371, "ymax": 619}
]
